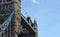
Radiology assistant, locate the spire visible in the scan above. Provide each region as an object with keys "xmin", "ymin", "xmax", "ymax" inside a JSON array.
[
  {"xmin": 34, "ymin": 18, "xmax": 37, "ymax": 25},
  {"xmin": 34, "ymin": 18, "xmax": 38, "ymax": 33}
]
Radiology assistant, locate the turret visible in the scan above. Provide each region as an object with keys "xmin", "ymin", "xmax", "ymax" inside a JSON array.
[
  {"xmin": 33, "ymin": 19, "xmax": 38, "ymax": 32},
  {"xmin": 33, "ymin": 19, "xmax": 38, "ymax": 37}
]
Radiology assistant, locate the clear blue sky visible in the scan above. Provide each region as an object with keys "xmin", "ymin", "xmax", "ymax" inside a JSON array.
[{"xmin": 21, "ymin": 0, "xmax": 60, "ymax": 37}]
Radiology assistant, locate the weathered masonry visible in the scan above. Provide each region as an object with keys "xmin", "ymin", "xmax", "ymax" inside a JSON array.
[{"xmin": 0, "ymin": 0, "xmax": 38, "ymax": 37}]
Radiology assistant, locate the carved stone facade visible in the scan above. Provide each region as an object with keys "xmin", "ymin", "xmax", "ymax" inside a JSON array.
[{"xmin": 0, "ymin": 0, "xmax": 38, "ymax": 37}]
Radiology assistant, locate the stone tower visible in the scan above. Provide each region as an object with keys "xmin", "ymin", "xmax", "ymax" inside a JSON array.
[
  {"xmin": 12, "ymin": 0, "xmax": 21, "ymax": 37},
  {"xmin": 0, "ymin": 0, "xmax": 38, "ymax": 37},
  {"xmin": 0, "ymin": 0, "xmax": 22, "ymax": 37}
]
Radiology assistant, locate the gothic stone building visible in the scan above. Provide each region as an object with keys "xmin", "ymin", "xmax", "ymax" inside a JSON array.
[{"xmin": 0, "ymin": 0, "xmax": 38, "ymax": 37}]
